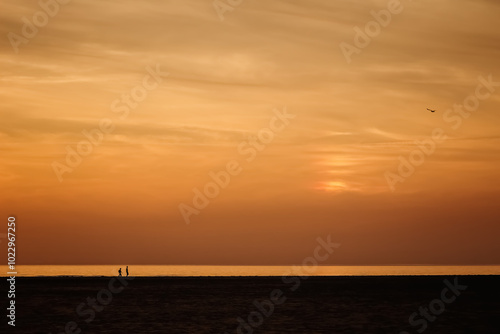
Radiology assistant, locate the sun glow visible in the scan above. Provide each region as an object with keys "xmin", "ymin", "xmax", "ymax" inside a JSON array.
[{"xmin": 318, "ymin": 181, "xmax": 349, "ymax": 192}]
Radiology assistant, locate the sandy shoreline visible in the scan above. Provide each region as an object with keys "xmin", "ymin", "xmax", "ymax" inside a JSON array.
[{"xmin": 5, "ymin": 276, "xmax": 500, "ymax": 333}]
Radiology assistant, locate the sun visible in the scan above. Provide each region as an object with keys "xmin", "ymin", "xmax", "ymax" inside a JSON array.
[{"xmin": 316, "ymin": 181, "xmax": 349, "ymax": 192}]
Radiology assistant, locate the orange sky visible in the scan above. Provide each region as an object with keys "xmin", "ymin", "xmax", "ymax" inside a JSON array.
[{"xmin": 1, "ymin": 0, "xmax": 499, "ymax": 265}]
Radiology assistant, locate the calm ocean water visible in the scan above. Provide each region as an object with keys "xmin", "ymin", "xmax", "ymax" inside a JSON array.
[{"xmin": 2, "ymin": 265, "xmax": 500, "ymax": 277}]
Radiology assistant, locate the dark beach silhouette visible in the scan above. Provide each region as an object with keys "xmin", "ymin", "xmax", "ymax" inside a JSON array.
[{"xmin": 16, "ymin": 276, "xmax": 500, "ymax": 333}]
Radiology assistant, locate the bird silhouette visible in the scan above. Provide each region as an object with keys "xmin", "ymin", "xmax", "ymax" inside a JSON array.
[{"xmin": 427, "ymin": 108, "xmax": 436, "ymax": 113}]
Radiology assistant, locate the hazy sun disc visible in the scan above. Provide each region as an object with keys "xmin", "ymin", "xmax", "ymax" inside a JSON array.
[{"xmin": 317, "ymin": 181, "xmax": 349, "ymax": 192}]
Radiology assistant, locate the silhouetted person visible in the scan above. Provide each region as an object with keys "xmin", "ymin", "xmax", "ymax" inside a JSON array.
[
  {"xmin": 118, "ymin": 268, "xmax": 122, "ymax": 276},
  {"xmin": 126, "ymin": 266, "xmax": 129, "ymax": 277}
]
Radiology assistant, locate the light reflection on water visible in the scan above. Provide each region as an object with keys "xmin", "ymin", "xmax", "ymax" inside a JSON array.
[{"xmin": 2, "ymin": 265, "xmax": 500, "ymax": 277}]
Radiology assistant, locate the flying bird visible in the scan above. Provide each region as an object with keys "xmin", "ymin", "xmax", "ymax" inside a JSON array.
[{"xmin": 427, "ymin": 108, "xmax": 436, "ymax": 113}]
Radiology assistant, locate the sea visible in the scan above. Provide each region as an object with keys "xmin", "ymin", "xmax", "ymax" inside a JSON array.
[{"xmin": 2, "ymin": 265, "xmax": 500, "ymax": 277}]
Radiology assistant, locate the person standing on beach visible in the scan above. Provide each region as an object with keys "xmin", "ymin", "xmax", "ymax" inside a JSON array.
[
  {"xmin": 118, "ymin": 268, "xmax": 122, "ymax": 276},
  {"xmin": 126, "ymin": 266, "xmax": 129, "ymax": 277}
]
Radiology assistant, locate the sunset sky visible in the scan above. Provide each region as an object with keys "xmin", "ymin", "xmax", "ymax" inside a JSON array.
[{"xmin": 1, "ymin": 0, "xmax": 499, "ymax": 265}]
